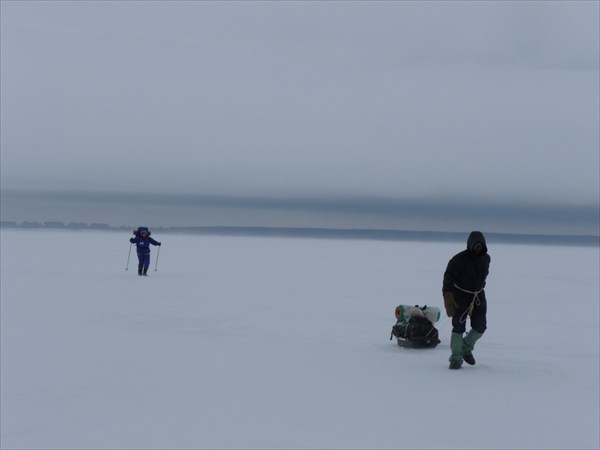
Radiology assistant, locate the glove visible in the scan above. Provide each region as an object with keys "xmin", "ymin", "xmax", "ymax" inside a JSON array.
[
  {"xmin": 443, "ymin": 292, "xmax": 458, "ymax": 317},
  {"xmin": 158, "ymin": 242, "xmax": 161, "ymax": 246}
]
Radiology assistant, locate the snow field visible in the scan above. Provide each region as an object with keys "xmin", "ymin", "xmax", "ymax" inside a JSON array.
[{"xmin": 1, "ymin": 229, "xmax": 598, "ymax": 449}]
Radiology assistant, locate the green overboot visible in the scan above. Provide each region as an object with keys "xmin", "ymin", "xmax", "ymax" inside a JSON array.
[
  {"xmin": 449, "ymin": 332, "xmax": 464, "ymax": 369},
  {"xmin": 462, "ymin": 330, "xmax": 484, "ymax": 365}
]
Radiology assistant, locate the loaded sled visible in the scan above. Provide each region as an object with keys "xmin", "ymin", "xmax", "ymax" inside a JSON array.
[{"xmin": 390, "ymin": 305, "xmax": 441, "ymax": 348}]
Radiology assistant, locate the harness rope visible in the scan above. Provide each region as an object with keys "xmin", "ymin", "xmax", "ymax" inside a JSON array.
[{"xmin": 454, "ymin": 283, "xmax": 483, "ymax": 324}]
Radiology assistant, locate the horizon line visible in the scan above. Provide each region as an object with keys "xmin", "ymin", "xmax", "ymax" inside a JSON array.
[{"xmin": 2, "ymin": 221, "xmax": 598, "ymax": 247}]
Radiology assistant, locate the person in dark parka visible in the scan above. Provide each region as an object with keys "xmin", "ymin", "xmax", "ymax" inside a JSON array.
[
  {"xmin": 130, "ymin": 227, "xmax": 161, "ymax": 276},
  {"xmin": 443, "ymin": 231, "xmax": 490, "ymax": 370}
]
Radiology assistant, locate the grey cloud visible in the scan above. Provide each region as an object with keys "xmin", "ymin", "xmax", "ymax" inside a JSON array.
[
  {"xmin": 1, "ymin": 1, "xmax": 598, "ymax": 209},
  {"xmin": 2, "ymin": 189, "xmax": 597, "ymax": 237}
]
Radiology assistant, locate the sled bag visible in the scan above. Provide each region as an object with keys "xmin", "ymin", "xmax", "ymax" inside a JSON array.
[
  {"xmin": 395, "ymin": 304, "xmax": 440, "ymax": 324},
  {"xmin": 391, "ymin": 316, "xmax": 441, "ymax": 348}
]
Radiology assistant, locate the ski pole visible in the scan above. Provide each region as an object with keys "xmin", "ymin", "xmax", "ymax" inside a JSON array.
[
  {"xmin": 154, "ymin": 245, "xmax": 161, "ymax": 272},
  {"xmin": 125, "ymin": 243, "xmax": 133, "ymax": 271}
]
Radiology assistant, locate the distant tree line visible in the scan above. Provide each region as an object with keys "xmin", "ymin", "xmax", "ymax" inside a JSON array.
[
  {"xmin": 1, "ymin": 221, "xmax": 597, "ymax": 247},
  {"xmin": 0, "ymin": 221, "xmax": 125, "ymax": 230}
]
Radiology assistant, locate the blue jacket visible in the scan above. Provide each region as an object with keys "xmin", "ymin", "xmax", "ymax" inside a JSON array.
[{"xmin": 130, "ymin": 235, "xmax": 161, "ymax": 255}]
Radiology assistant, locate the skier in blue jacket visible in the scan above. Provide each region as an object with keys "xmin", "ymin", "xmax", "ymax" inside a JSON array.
[{"xmin": 130, "ymin": 227, "xmax": 161, "ymax": 276}]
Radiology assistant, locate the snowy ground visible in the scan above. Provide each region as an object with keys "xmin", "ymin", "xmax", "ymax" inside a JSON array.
[{"xmin": 1, "ymin": 229, "xmax": 598, "ymax": 449}]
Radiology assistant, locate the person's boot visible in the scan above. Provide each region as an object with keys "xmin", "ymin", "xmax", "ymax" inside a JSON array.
[
  {"xmin": 449, "ymin": 332, "xmax": 464, "ymax": 370},
  {"xmin": 462, "ymin": 329, "xmax": 484, "ymax": 366},
  {"xmin": 142, "ymin": 269, "xmax": 148, "ymax": 276},
  {"xmin": 463, "ymin": 353, "xmax": 475, "ymax": 365},
  {"xmin": 138, "ymin": 270, "xmax": 142, "ymax": 276}
]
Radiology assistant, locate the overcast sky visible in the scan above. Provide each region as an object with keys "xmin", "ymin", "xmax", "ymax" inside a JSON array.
[{"xmin": 1, "ymin": 1, "xmax": 599, "ymax": 228}]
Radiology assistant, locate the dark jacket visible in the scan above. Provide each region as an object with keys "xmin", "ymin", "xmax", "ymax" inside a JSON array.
[
  {"xmin": 443, "ymin": 231, "xmax": 490, "ymax": 307},
  {"xmin": 130, "ymin": 235, "xmax": 160, "ymax": 255}
]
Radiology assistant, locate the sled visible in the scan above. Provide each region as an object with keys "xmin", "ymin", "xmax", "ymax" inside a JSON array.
[{"xmin": 390, "ymin": 305, "xmax": 441, "ymax": 348}]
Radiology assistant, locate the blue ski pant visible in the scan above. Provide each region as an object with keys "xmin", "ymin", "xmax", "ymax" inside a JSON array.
[{"xmin": 137, "ymin": 253, "xmax": 150, "ymax": 272}]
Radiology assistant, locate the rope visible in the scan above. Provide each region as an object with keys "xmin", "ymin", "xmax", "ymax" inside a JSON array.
[
  {"xmin": 453, "ymin": 283, "xmax": 483, "ymax": 324},
  {"xmin": 434, "ymin": 316, "xmax": 451, "ymax": 333}
]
